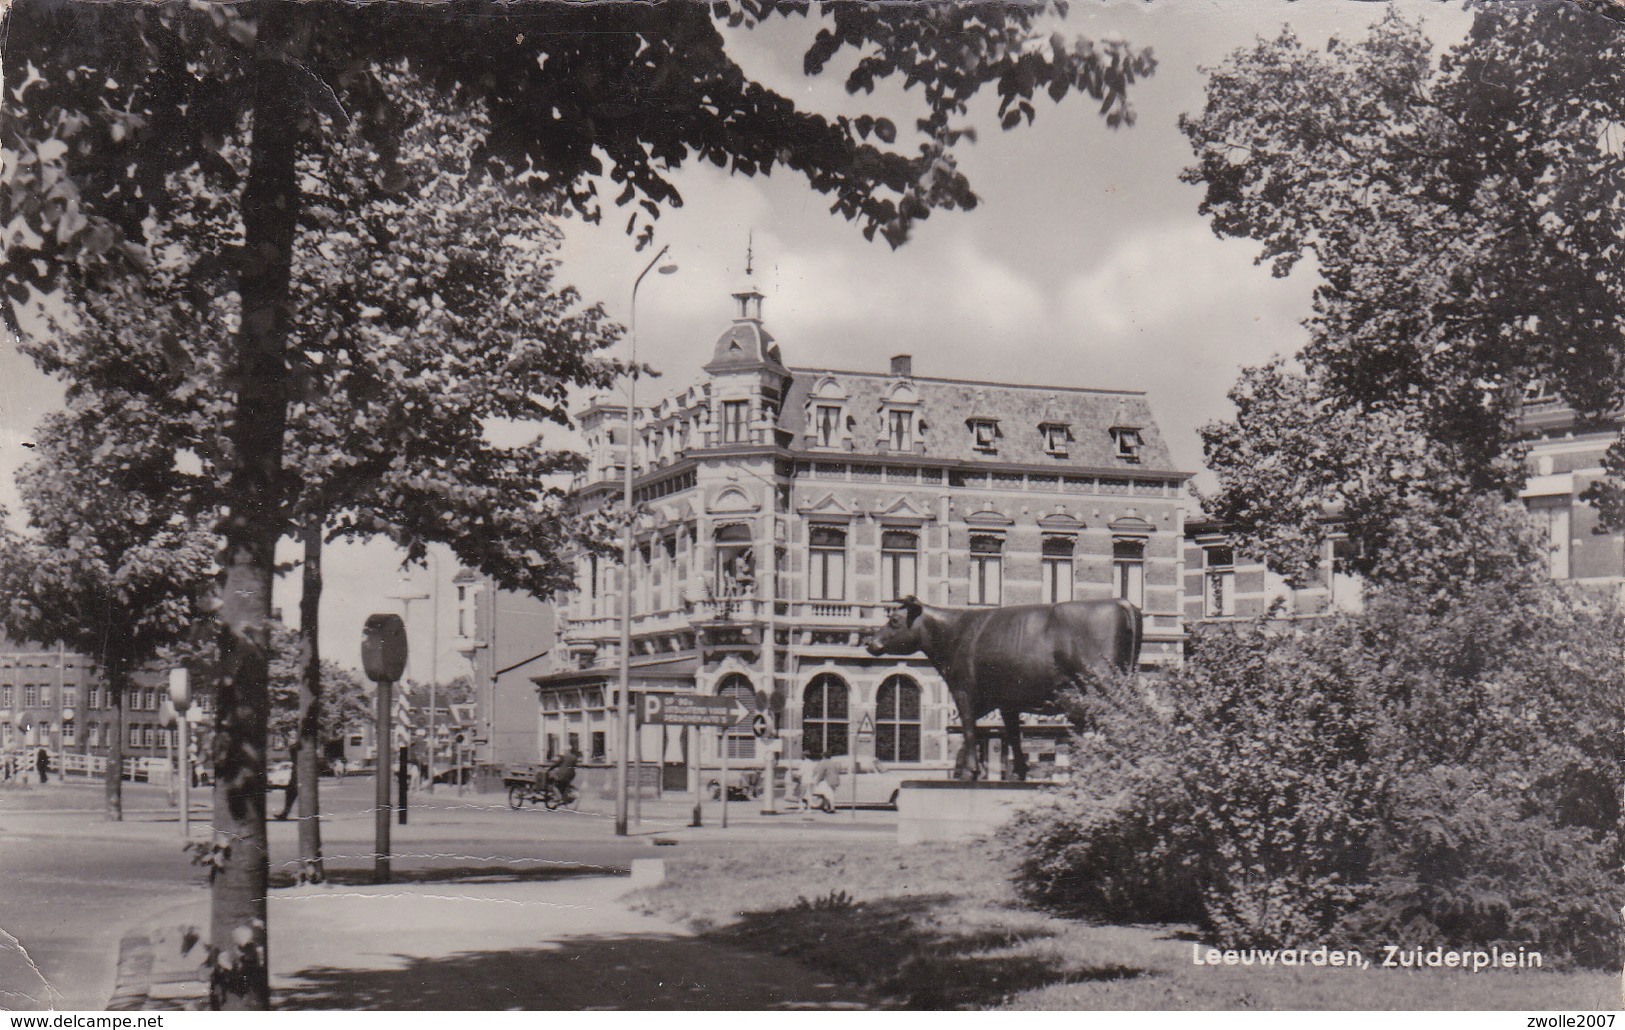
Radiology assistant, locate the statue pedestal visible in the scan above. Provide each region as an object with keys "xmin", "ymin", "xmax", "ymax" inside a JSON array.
[{"xmin": 896, "ymin": 780, "xmax": 1056, "ymax": 845}]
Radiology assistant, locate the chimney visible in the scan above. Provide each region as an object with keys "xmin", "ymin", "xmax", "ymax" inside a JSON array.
[{"xmin": 890, "ymin": 354, "xmax": 912, "ymax": 377}]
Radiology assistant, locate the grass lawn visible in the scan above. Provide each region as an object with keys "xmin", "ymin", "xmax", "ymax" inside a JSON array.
[{"xmin": 628, "ymin": 838, "xmax": 1619, "ymax": 1011}]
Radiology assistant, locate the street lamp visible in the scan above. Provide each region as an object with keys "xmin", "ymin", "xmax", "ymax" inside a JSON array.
[{"xmin": 616, "ymin": 244, "xmax": 678, "ymax": 838}]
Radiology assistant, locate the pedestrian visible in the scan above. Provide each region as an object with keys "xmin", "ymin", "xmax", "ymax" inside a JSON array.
[
  {"xmin": 35, "ymin": 747, "xmax": 49, "ymax": 785},
  {"xmin": 277, "ymin": 744, "xmax": 299, "ymax": 820},
  {"xmin": 809, "ymin": 755, "xmax": 842, "ymax": 812}
]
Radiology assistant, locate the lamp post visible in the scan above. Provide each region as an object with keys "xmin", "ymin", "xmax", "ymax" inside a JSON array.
[
  {"xmin": 167, "ymin": 668, "xmax": 192, "ymax": 838},
  {"xmin": 616, "ymin": 244, "xmax": 678, "ymax": 838}
]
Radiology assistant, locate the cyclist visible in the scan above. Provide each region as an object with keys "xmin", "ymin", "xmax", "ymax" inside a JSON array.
[{"xmin": 543, "ymin": 747, "xmax": 580, "ymax": 805}]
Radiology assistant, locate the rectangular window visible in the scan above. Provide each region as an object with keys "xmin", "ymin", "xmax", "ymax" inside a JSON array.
[
  {"xmin": 591, "ymin": 730, "xmax": 607, "ymax": 762},
  {"xmin": 1204, "ymin": 545, "xmax": 1236, "ymax": 617},
  {"xmin": 1041, "ymin": 536, "xmax": 1075, "ymax": 604},
  {"xmin": 128, "ymin": 723, "xmax": 141, "ymax": 748},
  {"xmin": 63, "ymin": 687, "xmax": 77, "ymax": 709},
  {"xmin": 23, "ymin": 684, "xmax": 37, "ymax": 707},
  {"xmin": 457, "ymin": 585, "xmax": 468, "ymax": 638},
  {"xmin": 567, "ymin": 732, "xmax": 580, "ymax": 757},
  {"xmin": 815, "ymin": 405, "xmax": 842, "ymax": 447},
  {"xmin": 887, "ymin": 410, "xmax": 913, "ymax": 451},
  {"xmin": 808, "ymin": 525, "xmax": 847, "ymax": 601},
  {"xmin": 880, "ymin": 529, "xmax": 919, "ymax": 601},
  {"xmin": 722, "ymin": 401, "xmax": 749, "ymax": 444},
  {"xmin": 63, "ymin": 720, "xmax": 75, "ymax": 745},
  {"xmin": 1113, "ymin": 538, "xmax": 1145, "ymax": 608},
  {"xmin": 39, "ymin": 686, "xmax": 51, "ymax": 708},
  {"xmin": 88, "ymin": 722, "xmax": 100, "ymax": 748},
  {"xmin": 969, "ymin": 534, "xmax": 1003, "ymax": 606},
  {"xmin": 1, "ymin": 685, "xmax": 12, "ymax": 708}
]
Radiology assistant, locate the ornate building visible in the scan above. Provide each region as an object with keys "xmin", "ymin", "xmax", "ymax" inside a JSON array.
[{"xmin": 511, "ymin": 279, "xmax": 1190, "ymax": 783}]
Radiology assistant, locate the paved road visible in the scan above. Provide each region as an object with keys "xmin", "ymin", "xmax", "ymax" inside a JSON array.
[
  {"xmin": 0, "ymin": 790, "xmax": 204, "ymax": 1010},
  {"xmin": 1, "ymin": 776, "xmax": 893, "ymax": 1010}
]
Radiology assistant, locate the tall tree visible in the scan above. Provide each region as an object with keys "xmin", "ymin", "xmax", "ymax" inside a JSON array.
[
  {"xmin": 26, "ymin": 63, "xmax": 624, "ymax": 883},
  {"xmin": 0, "ymin": 407, "xmax": 214, "ymax": 820},
  {"xmin": 1181, "ymin": 3, "xmax": 1625, "ymax": 581},
  {"xmin": 2, "ymin": 1, "xmax": 1154, "ymax": 1007}
]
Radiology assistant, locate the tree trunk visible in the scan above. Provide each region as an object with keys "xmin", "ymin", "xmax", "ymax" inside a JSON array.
[
  {"xmin": 104, "ymin": 664, "xmax": 126, "ymax": 822},
  {"xmin": 209, "ymin": 3, "xmax": 305, "ymax": 1011},
  {"xmin": 295, "ymin": 518, "xmax": 325, "ymax": 883}
]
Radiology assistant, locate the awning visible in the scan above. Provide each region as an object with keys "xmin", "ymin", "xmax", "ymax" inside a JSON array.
[{"xmin": 532, "ymin": 655, "xmax": 699, "ymax": 693}]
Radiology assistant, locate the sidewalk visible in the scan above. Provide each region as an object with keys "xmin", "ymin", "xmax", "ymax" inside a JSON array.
[{"xmin": 112, "ymin": 864, "xmax": 874, "ymax": 1010}]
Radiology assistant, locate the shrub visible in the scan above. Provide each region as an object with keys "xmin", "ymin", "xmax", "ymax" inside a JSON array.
[
  {"xmin": 1340, "ymin": 767, "xmax": 1620, "ymax": 969},
  {"xmin": 1009, "ymin": 579, "xmax": 1624, "ymax": 967}
]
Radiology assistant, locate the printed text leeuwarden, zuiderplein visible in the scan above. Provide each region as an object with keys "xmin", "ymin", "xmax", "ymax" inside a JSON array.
[{"xmin": 1191, "ymin": 944, "xmax": 1544, "ymax": 972}]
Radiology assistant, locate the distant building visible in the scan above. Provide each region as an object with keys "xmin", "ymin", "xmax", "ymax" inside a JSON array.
[
  {"xmin": 454, "ymin": 567, "xmax": 556, "ymax": 771},
  {"xmin": 1182, "ymin": 391, "xmax": 1624, "ymax": 625},
  {"xmin": 469, "ymin": 278, "xmax": 1190, "ymax": 786},
  {"xmin": 0, "ymin": 637, "xmax": 201, "ymax": 774},
  {"xmin": 1518, "ymin": 390, "xmax": 1625, "ymax": 590}
]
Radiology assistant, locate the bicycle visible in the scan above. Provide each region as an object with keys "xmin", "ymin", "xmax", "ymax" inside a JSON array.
[{"xmin": 506, "ymin": 780, "xmax": 579, "ymax": 811}]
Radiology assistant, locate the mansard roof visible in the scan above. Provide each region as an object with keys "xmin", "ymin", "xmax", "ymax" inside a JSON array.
[
  {"xmin": 780, "ymin": 367, "xmax": 1178, "ymax": 470},
  {"xmin": 705, "ymin": 321, "xmax": 784, "ymax": 374}
]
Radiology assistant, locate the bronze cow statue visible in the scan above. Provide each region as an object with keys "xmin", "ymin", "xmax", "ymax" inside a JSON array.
[{"xmin": 865, "ymin": 596, "xmax": 1142, "ymax": 781}]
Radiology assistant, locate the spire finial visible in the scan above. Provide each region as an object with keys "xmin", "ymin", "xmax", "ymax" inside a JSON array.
[{"xmin": 745, "ymin": 230, "xmax": 754, "ymax": 277}]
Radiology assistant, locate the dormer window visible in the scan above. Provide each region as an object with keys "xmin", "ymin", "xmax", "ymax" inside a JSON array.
[
  {"xmin": 1111, "ymin": 427, "xmax": 1142, "ymax": 462},
  {"xmin": 813, "ymin": 405, "xmax": 840, "ymax": 448},
  {"xmin": 970, "ymin": 419, "xmax": 999, "ymax": 453},
  {"xmin": 887, "ymin": 409, "xmax": 914, "ymax": 452},
  {"xmin": 1041, "ymin": 422, "xmax": 1071, "ymax": 456}
]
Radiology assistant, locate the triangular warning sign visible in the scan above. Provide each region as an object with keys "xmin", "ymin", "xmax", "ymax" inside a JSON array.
[{"xmin": 855, "ymin": 712, "xmax": 875, "ymax": 740}]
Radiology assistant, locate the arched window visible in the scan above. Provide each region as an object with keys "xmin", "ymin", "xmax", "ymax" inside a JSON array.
[
  {"xmin": 875, "ymin": 675, "xmax": 921, "ymax": 763},
  {"xmin": 802, "ymin": 674, "xmax": 849, "ymax": 760},
  {"xmin": 717, "ymin": 673, "xmax": 757, "ymax": 760}
]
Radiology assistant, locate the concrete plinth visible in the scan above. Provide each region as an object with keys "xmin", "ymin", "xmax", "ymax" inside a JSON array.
[{"xmin": 896, "ymin": 780, "xmax": 1055, "ymax": 844}]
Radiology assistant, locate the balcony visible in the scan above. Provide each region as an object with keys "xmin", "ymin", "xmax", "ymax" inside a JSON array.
[{"xmin": 558, "ymin": 596, "xmax": 888, "ymax": 648}]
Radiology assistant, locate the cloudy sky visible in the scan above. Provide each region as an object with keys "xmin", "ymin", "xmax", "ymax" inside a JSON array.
[{"xmin": 0, "ymin": 0, "xmax": 1476, "ymax": 676}]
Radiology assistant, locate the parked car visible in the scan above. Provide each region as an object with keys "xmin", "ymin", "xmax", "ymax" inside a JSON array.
[{"xmin": 267, "ymin": 761, "xmax": 294, "ymax": 789}]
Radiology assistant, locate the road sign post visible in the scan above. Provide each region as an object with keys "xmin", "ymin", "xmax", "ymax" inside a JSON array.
[
  {"xmin": 852, "ymin": 713, "xmax": 875, "ymax": 820},
  {"xmin": 719, "ymin": 723, "xmax": 730, "ymax": 829},
  {"xmin": 362, "ymin": 614, "xmax": 408, "ymax": 885},
  {"xmin": 641, "ymin": 693, "xmax": 750, "ymax": 828},
  {"xmin": 689, "ymin": 725, "xmax": 702, "ymax": 828}
]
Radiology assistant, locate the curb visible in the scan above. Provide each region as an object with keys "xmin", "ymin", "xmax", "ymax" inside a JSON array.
[{"xmin": 106, "ymin": 934, "xmax": 153, "ymax": 1011}]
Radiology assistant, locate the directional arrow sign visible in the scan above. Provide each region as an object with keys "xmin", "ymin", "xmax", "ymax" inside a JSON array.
[{"xmin": 641, "ymin": 693, "xmax": 752, "ymax": 727}]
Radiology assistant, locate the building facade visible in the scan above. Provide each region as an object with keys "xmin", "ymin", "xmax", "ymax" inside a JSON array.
[
  {"xmin": 0, "ymin": 638, "xmax": 190, "ymax": 772},
  {"xmin": 515, "ymin": 281, "xmax": 1190, "ymax": 784}
]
